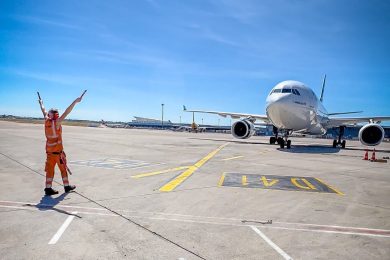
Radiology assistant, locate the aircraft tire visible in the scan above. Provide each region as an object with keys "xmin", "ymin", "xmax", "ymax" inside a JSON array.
[
  {"xmin": 270, "ymin": 137, "xmax": 276, "ymax": 144},
  {"xmin": 287, "ymin": 140, "xmax": 291, "ymax": 149},
  {"xmin": 280, "ymin": 139, "xmax": 285, "ymax": 149},
  {"xmin": 332, "ymin": 140, "xmax": 337, "ymax": 148},
  {"xmin": 341, "ymin": 140, "xmax": 346, "ymax": 149}
]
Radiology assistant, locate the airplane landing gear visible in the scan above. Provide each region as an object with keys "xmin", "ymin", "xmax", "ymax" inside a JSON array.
[
  {"xmin": 279, "ymin": 131, "xmax": 292, "ymax": 149},
  {"xmin": 269, "ymin": 126, "xmax": 278, "ymax": 144},
  {"xmin": 333, "ymin": 126, "xmax": 346, "ymax": 148},
  {"xmin": 270, "ymin": 127, "xmax": 292, "ymax": 149}
]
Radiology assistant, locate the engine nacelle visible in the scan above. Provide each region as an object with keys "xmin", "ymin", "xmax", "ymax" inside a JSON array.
[
  {"xmin": 232, "ymin": 120, "xmax": 255, "ymax": 139},
  {"xmin": 359, "ymin": 123, "xmax": 384, "ymax": 146}
]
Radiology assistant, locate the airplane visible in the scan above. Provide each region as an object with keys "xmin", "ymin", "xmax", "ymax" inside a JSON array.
[{"xmin": 183, "ymin": 76, "xmax": 390, "ymax": 149}]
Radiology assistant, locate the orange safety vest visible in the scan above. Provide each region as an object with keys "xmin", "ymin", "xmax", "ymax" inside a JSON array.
[{"xmin": 45, "ymin": 119, "xmax": 63, "ymax": 153}]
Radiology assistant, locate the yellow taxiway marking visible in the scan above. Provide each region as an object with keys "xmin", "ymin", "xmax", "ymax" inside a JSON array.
[
  {"xmin": 222, "ymin": 155, "xmax": 244, "ymax": 161},
  {"xmin": 218, "ymin": 173, "xmax": 226, "ymax": 187},
  {"xmin": 132, "ymin": 166, "xmax": 190, "ymax": 178},
  {"xmin": 260, "ymin": 176, "xmax": 279, "ymax": 187},
  {"xmin": 159, "ymin": 143, "xmax": 229, "ymax": 192},
  {"xmin": 315, "ymin": 178, "xmax": 345, "ymax": 196},
  {"xmin": 242, "ymin": 175, "xmax": 248, "ymax": 186},
  {"xmin": 291, "ymin": 178, "xmax": 317, "ymax": 190}
]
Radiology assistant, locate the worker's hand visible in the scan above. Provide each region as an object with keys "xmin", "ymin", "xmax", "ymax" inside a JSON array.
[{"xmin": 75, "ymin": 90, "xmax": 87, "ymax": 103}]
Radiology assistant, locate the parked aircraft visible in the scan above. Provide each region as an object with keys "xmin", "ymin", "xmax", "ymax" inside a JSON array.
[{"xmin": 184, "ymin": 77, "xmax": 390, "ymax": 149}]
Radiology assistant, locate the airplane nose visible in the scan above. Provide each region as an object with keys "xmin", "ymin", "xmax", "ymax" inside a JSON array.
[
  {"xmin": 266, "ymin": 94, "xmax": 290, "ymax": 111},
  {"xmin": 266, "ymin": 94, "xmax": 293, "ymax": 128}
]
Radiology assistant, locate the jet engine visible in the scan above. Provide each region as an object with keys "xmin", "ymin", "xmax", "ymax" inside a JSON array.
[
  {"xmin": 359, "ymin": 123, "xmax": 385, "ymax": 146},
  {"xmin": 232, "ymin": 120, "xmax": 255, "ymax": 139}
]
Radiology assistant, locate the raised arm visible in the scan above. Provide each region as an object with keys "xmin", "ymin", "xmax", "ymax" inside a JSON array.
[{"xmin": 58, "ymin": 90, "xmax": 86, "ymax": 122}]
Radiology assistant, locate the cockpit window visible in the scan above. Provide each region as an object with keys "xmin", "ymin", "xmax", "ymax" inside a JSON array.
[
  {"xmin": 292, "ymin": 89, "xmax": 301, "ymax": 96},
  {"xmin": 271, "ymin": 88, "xmax": 301, "ymax": 96}
]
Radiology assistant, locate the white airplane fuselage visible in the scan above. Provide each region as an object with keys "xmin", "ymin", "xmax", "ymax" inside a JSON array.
[{"xmin": 265, "ymin": 80, "xmax": 328, "ymax": 135}]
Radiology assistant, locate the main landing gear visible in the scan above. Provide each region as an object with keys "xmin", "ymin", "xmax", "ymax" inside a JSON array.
[
  {"xmin": 332, "ymin": 126, "xmax": 346, "ymax": 148},
  {"xmin": 269, "ymin": 126, "xmax": 291, "ymax": 149},
  {"xmin": 269, "ymin": 126, "xmax": 278, "ymax": 145}
]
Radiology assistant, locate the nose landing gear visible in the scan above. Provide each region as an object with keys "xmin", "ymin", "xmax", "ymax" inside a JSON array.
[
  {"xmin": 269, "ymin": 126, "xmax": 292, "ymax": 149},
  {"xmin": 278, "ymin": 135, "xmax": 291, "ymax": 149}
]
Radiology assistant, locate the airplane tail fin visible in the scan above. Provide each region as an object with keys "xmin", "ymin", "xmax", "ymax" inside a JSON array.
[
  {"xmin": 183, "ymin": 105, "xmax": 187, "ymax": 111},
  {"xmin": 320, "ymin": 74, "xmax": 326, "ymax": 102}
]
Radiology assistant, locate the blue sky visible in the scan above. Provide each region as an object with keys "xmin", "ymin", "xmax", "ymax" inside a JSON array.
[{"xmin": 0, "ymin": 0, "xmax": 389, "ymax": 124}]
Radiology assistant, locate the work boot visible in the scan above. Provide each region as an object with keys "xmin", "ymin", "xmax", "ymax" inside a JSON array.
[
  {"xmin": 45, "ymin": 188, "xmax": 59, "ymax": 196},
  {"xmin": 64, "ymin": 185, "xmax": 76, "ymax": 193}
]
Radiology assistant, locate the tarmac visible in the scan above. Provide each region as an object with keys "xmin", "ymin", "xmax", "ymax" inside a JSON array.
[{"xmin": 0, "ymin": 120, "xmax": 389, "ymax": 259}]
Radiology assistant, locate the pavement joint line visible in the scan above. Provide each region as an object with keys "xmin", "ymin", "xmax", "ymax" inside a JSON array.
[
  {"xmin": 159, "ymin": 143, "xmax": 229, "ymax": 192},
  {"xmin": 48, "ymin": 211, "xmax": 78, "ymax": 245},
  {"xmin": 250, "ymin": 225, "xmax": 293, "ymax": 260}
]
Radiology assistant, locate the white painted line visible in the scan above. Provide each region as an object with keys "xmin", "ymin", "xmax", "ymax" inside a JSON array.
[
  {"xmin": 250, "ymin": 225, "xmax": 293, "ymax": 260},
  {"xmin": 48, "ymin": 211, "xmax": 78, "ymax": 245},
  {"xmin": 2, "ymin": 201, "xmax": 390, "ymax": 238},
  {"xmin": 260, "ymin": 225, "xmax": 390, "ymax": 238},
  {"xmin": 222, "ymin": 155, "xmax": 244, "ymax": 161}
]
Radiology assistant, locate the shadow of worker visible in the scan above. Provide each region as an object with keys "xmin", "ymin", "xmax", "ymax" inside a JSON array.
[{"xmin": 36, "ymin": 193, "xmax": 81, "ymax": 218}]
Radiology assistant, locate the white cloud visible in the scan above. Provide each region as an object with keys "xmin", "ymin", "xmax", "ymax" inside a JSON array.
[{"xmin": 12, "ymin": 15, "xmax": 81, "ymax": 30}]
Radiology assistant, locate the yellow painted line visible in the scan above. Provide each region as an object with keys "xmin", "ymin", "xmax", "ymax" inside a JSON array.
[
  {"xmin": 315, "ymin": 178, "xmax": 345, "ymax": 196},
  {"xmin": 222, "ymin": 155, "xmax": 244, "ymax": 161},
  {"xmin": 260, "ymin": 176, "xmax": 279, "ymax": 187},
  {"xmin": 302, "ymin": 178, "xmax": 317, "ymax": 190},
  {"xmin": 132, "ymin": 166, "xmax": 190, "ymax": 178},
  {"xmin": 159, "ymin": 143, "xmax": 229, "ymax": 192},
  {"xmin": 291, "ymin": 178, "xmax": 316, "ymax": 190},
  {"xmin": 242, "ymin": 175, "xmax": 248, "ymax": 186},
  {"xmin": 218, "ymin": 173, "xmax": 226, "ymax": 187}
]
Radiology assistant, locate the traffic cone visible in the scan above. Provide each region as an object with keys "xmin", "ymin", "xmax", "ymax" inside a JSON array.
[
  {"xmin": 371, "ymin": 149, "xmax": 376, "ymax": 161},
  {"xmin": 362, "ymin": 150, "xmax": 368, "ymax": 160}
]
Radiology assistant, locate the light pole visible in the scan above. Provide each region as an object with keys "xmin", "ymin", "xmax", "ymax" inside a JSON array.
[
  {"xmin": 161, "ymin": 103, "xmax": 164, "ymax": 129},
  {"xmin": 201, "ymin": 118, "xmax": 203, "ymax": 125},
  {"xmin": 179, "ymin": 115, "xmax": 182, "ymax": 125},
  {"xmin": 218, "ymin": 118, "xmax": 220, "ymax": 127}
]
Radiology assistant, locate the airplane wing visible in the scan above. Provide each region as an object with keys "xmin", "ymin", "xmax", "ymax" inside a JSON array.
[
  {"xmin": 326, "ymin": 116, "xmax": 390, "ymax": 127},
  {"xmin": 183, "ymin": 106, "xmax": 269, "ymax": 122}
]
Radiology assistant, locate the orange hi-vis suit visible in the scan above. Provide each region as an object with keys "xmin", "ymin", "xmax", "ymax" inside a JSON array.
[{"xmin": 44, "ymin": 119, "xmax": 69, "ymax": 188}]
